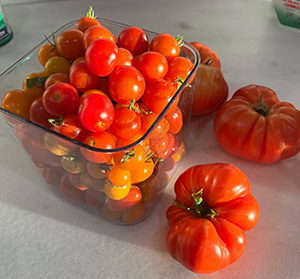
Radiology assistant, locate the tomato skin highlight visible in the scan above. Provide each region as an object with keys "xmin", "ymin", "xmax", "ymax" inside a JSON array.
[
  {"xmin": 166, "ymin": 163, "xmax": 260, "ymax": 274},
  {"xmin": 214, "ymin": 84, "xmax": 300, "ymax": 163}
]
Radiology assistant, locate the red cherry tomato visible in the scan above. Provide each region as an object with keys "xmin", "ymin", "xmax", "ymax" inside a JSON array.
[
  {"xmin": 109, "ymin": 106, "xmax": 141, "ymax": 140},
  {"xmin": 69, "ymin": 60, "xmax": 99, "ymax": 93},
  {"xmin": 118, "ymin": 47, "xmax": 135, "ymax": 67},
  {"xmin": 75, "ymin": 7, "xmax": 101, "ymax": 33},
  {"xmin": 83, "ymin": 25, "xmax": 116, "ymax": 51},
  {"xmin": 44, "ymin": 73, "xmax": 69, "ymax": 89},
  {"xmin": 51, "ymin": 114, "xmax": 89, "ymax": 144},
  {"xmin": 164, "ymin": 56, "xmax": 194, "ymax": 84},
  {"xmin": 141, "ymin": 112, "xmax": 170, "ymax": 139},
  {"xmin": 135, "ymin": 51, "xmax": 168, "ymax": 82},
  {"xmin": 106, "ymin": 185, "xmax": 142, "ymax": 212},
  {"xmin": 29, "ymin": 97, "xmax": 53, "ymax": 128},
  {"xmin": 56, "ymin": 29, "xmax": 85, "ymax": 61},
  {"xmin": 164, "ymin": 107, "xmax": 183, "ymax": 134},
  {"xmin": 142, "ymin": 79, "xmax": 178, "ymax": 114},
  {"xmin": 150, "ymin": 33, "xmax": 181, "ymax": 61},
  {"xmin": 42, "ymin": 83, "xmax": 79, "ymax": 116},
  {"xmin": 80, "ymin": 131, "xmax": 116, "ymax": 163},
  {"xmin": 117, "ymin": 26, "xmax": 149, "ymax": 56},
  {"xmin": 85, "ymin": 38, "xmax": 119, "ymax": 77},
  {"xmin": 77, "ymin": 93, "xmax": 114, "ymax": 132},
  {"xmin": 108, "ymin": 65, "xmax": 145, "ymax": 104}
]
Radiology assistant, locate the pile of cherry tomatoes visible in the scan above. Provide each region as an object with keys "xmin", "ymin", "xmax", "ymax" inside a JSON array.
[{"xmin": 1, "ymin": 7, "xmax": 197, "ymax": 224}]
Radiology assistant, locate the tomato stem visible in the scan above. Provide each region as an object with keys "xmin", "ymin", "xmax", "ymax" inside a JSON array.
[
  {"xmin": 86, "ymin": 6, "xmax": 97, "ymax": 19},
  {"xmin": 176, "ymin": 34, "xmax": 184, "ymax": 48},
  {"xmin": 173, "ymin": 188, "xmax": 217, "ymax": 219},
  {"xmin": 252, "ymin": 95, "xmax": 273, "ymax": 117}
]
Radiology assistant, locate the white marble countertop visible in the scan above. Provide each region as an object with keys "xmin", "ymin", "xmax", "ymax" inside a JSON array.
[{"xmin": 0, "ymin": 0, "xmax": 300, "ymax": 278}]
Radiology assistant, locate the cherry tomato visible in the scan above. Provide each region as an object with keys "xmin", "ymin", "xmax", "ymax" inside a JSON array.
[
  {"xmin": 29, "ymin": 97, "xmax": 53, "ymax": 128},
  {"xmin": 140, "ymin": 112, "xmax": 170, "ymax": 139},
  {"xmin": 109, "ymin": 105, "xmax": 141, "ymax": 140},
  {"xmin": 106, "ymin": 185, "xmax": 142, "ymax": 212},
  {"xmin": 69, "ymin": 60, "xmax": 99, "ymax": 93},
  {"xmin": 107, "ymin": 166, "xmax": 131, "ymax": 187},
  {"xmin": 42, "ymin": 83, "xmax": 79, "ymax": 116},
  {"xmin": 22, "ymin": 72, "xmax": 45, "ymax": 99},
  {"xmin": 1, "ymin": 89, "xmax": 33, "ymax": 119},
  {"xmin": 56, "ymin": 29, "xmax": 85, "ymax": 61},
  {"xmin": 142, "ymin": 79, "xmax": 178, "ymax": 114},
  {"xmin": 68, "ymin": 173, "xmax": 88, "ymax": 190},
  {"xmin": 80, "ymin": 171, "xmax": 105, "ymax": 192},
  {"xmin": 44, "ymin": 56, "xmax": 71, "ymax": 76},
  {"xmin": 79, "ymin": 89, "xmax": 109, "ymax": 103},
  {"xmin": 80, "ymin": 131, "xmax": 116, "ymax": 163},
  {"xmin": 83, "ymin": 25, "xmax": 116, "ymax": 50},
  {"xmin": 164, "ymin": 56, "xmax": 194, "ymax": 84},
  {"xmin": 75, "ymin": 6, "xmax": 101, "ymax": 33},
  {"xmin": 138, "ymin": 174, "xmax": 160, "ymax": 204},
  {"xmin": 118, "ymin": 47, "xmax": 135, "ymax": 67},
  {"xmin": 114, "ymin": 144, "xmax": 147, "ymax": 171},
  {"xmin": 60, "ymin": 173, "xmax": 85, "ymax": 203},
  {"xmin": 85, "ymin": 38, "xmax": 119, "ymax": 77},
  {"xmin": 108, "ymin": 65, "xmax": 145, "ymax": 104},
  {"xmin": 85, "ymin": 161, "xmax": 109, "ymax": 179},
  {"xmin": 122, "ymin": 202, "xmax": 146, "ymax": 224},
  {"xmin": 38, "ymin": 43, "xmax": 60, "ymax": 66},
  {"xmin": 130, "ymin": 158, "xmax": 154, "ymax": 184},
  {"xmin": 61, "ymin": 154, "xmax": 86, "ymax": 174},
  {"xmin": 117, "ymin": 26, "xmax": 149, "ymax": 56},
  {"xmin": 104, "ymin": 179, "xmax": 131, "ymax": 200},
  {"xmin": 77, "ymin": 93, "xmax": 114, "ymax": 132},
  {"xmin": 51, "ymin": 114, "xmax": 89, "ymax": 144},
  {"xmin": 44, "ymin": 73, "xmax": 69, "ymax": 89},
  {"xmin": 164, "ymin": 107, "xmax": 183, "ymax": 134},
  {"xmin": 85, "ymin": 188, "xmax": 104, "ymax": 207},
  {"xmin": 150, "ymin": 33, "xmax": 181, "ymax": 61},
  {"xmin": 135, "ymin": 51, "xmax": 168, "ymax": 82}
]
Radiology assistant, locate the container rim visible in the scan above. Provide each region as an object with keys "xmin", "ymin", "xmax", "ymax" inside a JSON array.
[{"xmin": 0, "ymin": 18, "xmax": 201, "ymax": 154}]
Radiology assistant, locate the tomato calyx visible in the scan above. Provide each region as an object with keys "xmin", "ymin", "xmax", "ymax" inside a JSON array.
[
  {"xmin": 98, "ymin": 163, "xmax": 112, "ymax": 173},
  {"xmin": 119, "ymin": 148, "xmax": 136, "ymax": 163},
  {"xmin": 86, "ymin": 6, "xmax": 97, "ymax": 19},
  {"xmin": 26, "ymin": 76, "xmax": 48, "ymax": 89},
  {"xmin": 48, "ymin": 115, "xmax": 65, "ymax": 127},
  {"xmin": 176, "ymin": 34, "xmax": 184, "ymax": 48},
  {"xmin": 252, "ymin": 95, "xmax": 273, "ymax": 117},
  {"xmin": 174, "ymin": 189, "xmax": 217, "ymax": 219},
  {"xmin": 44, "ymin": 32, "xmax": 57, "ymax": 54}
]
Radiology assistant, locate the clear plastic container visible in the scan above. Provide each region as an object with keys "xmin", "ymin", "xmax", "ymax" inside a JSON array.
[{"xmin": 0, "ymin": 19, "xmax": 200, "ymax": 225}]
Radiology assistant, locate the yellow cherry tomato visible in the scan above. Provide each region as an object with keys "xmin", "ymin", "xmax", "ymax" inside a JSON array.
[
  {"xmin": 44, "ymin": 56, "xmax": 71, "ymax": 76},
  {"xmin": 104, "ymin": 179, "xmax": 131, "ymax": 200}
]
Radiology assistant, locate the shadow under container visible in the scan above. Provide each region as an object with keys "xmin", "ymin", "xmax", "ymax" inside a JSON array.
[{"xmin": 0, "ymin": 19, "xmax": 200, "ymax": 225}]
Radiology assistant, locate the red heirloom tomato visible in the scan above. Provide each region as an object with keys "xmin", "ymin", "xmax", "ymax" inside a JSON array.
[
  {"xmin": 108, "ymin": 65, "xmax": 145, "ymax": 104},
  {"xmin": 166, "ymin": 163, "xmax": 260, "ymax": 274},
  {"xmin": 42, "ymin": 83, "xmax": 79, "ymax": 116},
  {"xmin": 150, "ymin": 33, "xmax": 181, "ymax": 62},
  {"xmin": 190, "ymin": 41, "xmax": 221, "ymax": 70},
  {"xmin": 214, "ymin": 85, "xmax": 300, "ymax": 163},
  {"xmin": 85, "ymin": 38, "xmax": 119, "ymax": 77},
  {"xmin": 56, "ymin": 29, "xmax": 85, "ymax": 61},
  {"xmin": 69, "ymin": 60, "xmax": 99, "ymax": 93},
  {"xmin": 135, "ymin": 51, "xmax": 168, "ymax": 82},
  {"xmin": 78, "ymin": 93, "xmax": 114, "ymax": 132},
  {"xmin": 117, "ymin": 26, "xmax": 149, "ymax": 56},
  {"xmin": 192, "ymin": 63, "xmax": 228, "ymax": 116}
]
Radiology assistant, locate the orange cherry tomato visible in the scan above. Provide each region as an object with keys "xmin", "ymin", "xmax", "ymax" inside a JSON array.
[
  {"xmin": 130, "ymin": 158, "xmax": 154, "ymax": 184},
  {"xmin": 104, "ymin": 179, "xmax": 131, "ymax": 200}
]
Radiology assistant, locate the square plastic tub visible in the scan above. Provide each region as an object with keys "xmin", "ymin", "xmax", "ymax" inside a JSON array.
[{"xmin": 0, "ymin": 18, "xmax": 200, "ymax": 225}]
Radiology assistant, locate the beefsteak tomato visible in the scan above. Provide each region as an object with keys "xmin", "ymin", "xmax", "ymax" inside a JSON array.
[
  {"xmin": 166, "ymin": 163, "xmax": 260, "ymax": 274},
  {"xmin": 214, "ymin": 85, "xmax": 300, "ymax": 163}
]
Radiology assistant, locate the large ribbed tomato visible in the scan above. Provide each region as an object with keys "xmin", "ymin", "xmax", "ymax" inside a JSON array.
[
  {"xmin": 214, "ymin": 85, "xmax": 300, "ymax": 163},
  {"xmin": 166, "ymin": 163, "xmax": 260, "ymax": 274}
]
